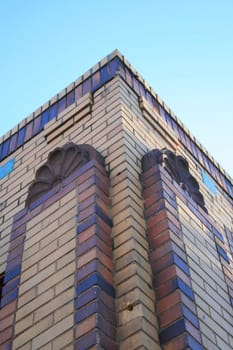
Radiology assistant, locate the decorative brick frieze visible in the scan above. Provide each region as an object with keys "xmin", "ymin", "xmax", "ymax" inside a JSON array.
[{"xmin": 0, "ymin": 143, "xmax": 117, "ymax": 350}]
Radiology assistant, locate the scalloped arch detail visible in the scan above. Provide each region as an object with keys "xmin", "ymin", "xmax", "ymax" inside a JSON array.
[
  {"xmin": 26, "ymin": 143, "xmax": 103, "ymax": 207},
  {"xmin": 142, "ymin": 148, "xmax": 207, "ymax": 212}
]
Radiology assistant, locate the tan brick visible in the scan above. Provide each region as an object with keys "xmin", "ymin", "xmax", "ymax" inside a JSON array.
[
  {"xmin": 22, "ymin": 242, "xmax": 40, "ymax": 261},
  {"xmin": 26, "ymin": 201, "xmax": 60, "ymax": 230},
  {"xmin": 17, "ymin": 288, "xmax": 37, "ymax": 308},
  {"xmin": 58, "ymin": 226, "xmax": 76, "ymax": 247},
  {"xmin": 59, "ymin": 189, "xmax": 77, "ymax": 206},
  {"xmin": 39, "ymin": 239, "xmax": 75, "ymax": 271},
  {"xmin": 16, "ymin": 288, "xmax": 54, "ymax": 321},
  {"xmin": 55, "ymin": 274, "xmax": 75, "ymax": 296},
  {"xmin": 114, "ymin": 238, "xmax": 148, "ymax": 263},
  {"xmin": 54, "ymin": 301, "xmax": 74, "ymax": 323},
  {"xmin": 40, "ymin": 219, "xmax": 75, "ymax": 248},
  {"xmin": 17, "ymin": 341, "xmax": 32, "ymax": 350},
  {"xmin": 119, "ymin": 330, "xmax": 160, "ymax": 350},
  {"xmin": 116, "ymin": 274, "xmax": 154, "ymax": 300},
  {"xmin": 117, "ymin": 287, "xmax": 155, "ymax": 314},
  {"xmin": 20, "ymin": 264, "xmax": 38, "ymax": 283},
  {"xmin": 34, "ymin": 288, "xmax": 74, "ymax": 322},
  {"xmin": 118, "ymin": 316, "xmax": 158, "ymax": 344},
  {"xmin": 56, "ymin": 249, "xmax": 75, "ymax": 270},
  {"xmin": 13, "ymin": 315, "xmax": 53, "ymax": 349},
  {"xmin": 23, "ymin": 240, "xmax": 57, "ymax": 271},
  {"xmin": 116, "ymin": 262, "xmax": 151, "ymax": 287},
  {"xmin": 20, "ymin": 263, "xmax": 56, "ymax": 294},
  {"xmin": 52, "ymin": 329, "xmax": 73, "ymax": 350},
  {"xmin": 25, "ymin": 221, "xmax": 56, "ymax": 249},
  {"xmin": 15, "ymin": 314, "xmax": 34, "ymax": 335},
  {"xmin": 32, "ymin": 315, "xmax": 73, "ymax": 349},
  {"xmin": 37, "ymin": 262, "xmax": 75, "ymax": 295},
  {"xmin": 38, "ymin": 343, "xmax": 52, "ymax": 350}
]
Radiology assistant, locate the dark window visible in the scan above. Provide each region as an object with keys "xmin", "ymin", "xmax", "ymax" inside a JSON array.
[{"xmin": 0, "ymin": 272, "xmax": 4, "ymax": 308}]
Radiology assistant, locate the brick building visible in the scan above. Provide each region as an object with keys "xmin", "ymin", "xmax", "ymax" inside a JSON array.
[{"xmin": 0, "ymin": 50, "xmax": 233, "ymax": 349}]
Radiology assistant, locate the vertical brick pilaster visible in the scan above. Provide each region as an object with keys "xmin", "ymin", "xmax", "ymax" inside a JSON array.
[
  {"xmin": 141, "ymin": 162, "xmax": 203, "ymax": 350},
  {"xmin": 75, "ymin": 159, "xmax": 117, "ymax": 350}
]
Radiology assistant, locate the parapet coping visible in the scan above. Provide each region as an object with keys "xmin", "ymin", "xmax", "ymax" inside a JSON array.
[{"xmin": 0, "ymin": 49, "xmax": 232, "ymax": 191}]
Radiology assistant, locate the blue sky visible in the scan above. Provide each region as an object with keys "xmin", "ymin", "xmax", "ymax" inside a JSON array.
[{"xmin": 0, "ymin": 1, "xmax": 232, "ymax": 177}]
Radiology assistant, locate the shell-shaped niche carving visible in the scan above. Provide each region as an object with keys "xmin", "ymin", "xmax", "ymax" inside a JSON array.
[
  {"xmin": 142, "ymin": 148, "xmax": 207, "ymax": 212},
  {"xmin": 26, "ymin": 143, "xmax": 103, "ymax": 207}
]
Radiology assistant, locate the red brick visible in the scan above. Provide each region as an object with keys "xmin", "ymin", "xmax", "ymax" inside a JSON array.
[
  {"xmin": 96, "ymin": 248, "xmax": 113, "ymax": 272},
  {"xmin": 78, "ymin": 194, "xmax": 96, "ymax": 212},
  {"xmin": 78, "ymin": 176, "xmax": 98, "ymax": 194},
  {"xmin": 77, "ymin": 259, "xmax": 113, "ymax": 285},
  {"xmin": 148, "ymin": 230, "xmax": 170, "ymax": 249},
  {"xmin": 0, "ymin": 327, "xmax": 13, "ymax": 344},
  {"xmin": 78, "ymin": 185, "xmax": 97, "ymax": 203},
  {"xmin": 77, "ymin": 247, "xmax": 113, "ymax": 272},
  {"xmin": 77, "ymin": 236, "xmax": 112, "ymax": 259},
  {"xmin": 75, "ymin": 314, "xmax": 96, "ymax": 338},
  {"xmin": 156, "ymin": 278, "xmax": 177, "ymax": 300},
  {"xmin": 144, "ymin": 199, "xmax": 165, "ymax": 218},
  {"xmin": 78, "ymin": 195, "xmax": 110, "ymax": 215},
  {"xmin": 150, "ymin": 241, "xmax": 173, "ymax": 261},
  {"xmin": 78, "ymin": 205, "xmax": 97, "ymax": 222},
  {"xmin": 147, "ymin": 216, "xmax": 170, "ymax": 233},
  {"xmin": 79, "ymin": 228, "xmax": 111, "ymax": 248},
  {"xmin": 157, "ymin": 290, "xmax": 181, "ymax": 314},
  {"xmin": 96, "ymin": 216, "xmax": 112, "ymax": 236},
  {"xmin": 151, "ymin": 252, "xmax": 174, "ymax": 274},
  {"xmin": 0, "ymin": 301, "xmax": 16, "ymax": 321},
  {"xmin": 143, "ymin": 182, "xmax": 164, "ymax": 200},
  {"xmin": 77, "ymin": 167, "xmax": 96, "ymax": 185},
  {"xmin": 159, "ymin": 303, "xmax": 183, "ymax": 328},
  {"xmin": 154, "ymin": 265, "xmax": 177, "ymax": 287},
  {"xmin": 141, "ymin": 165, "xmax": 161, "ymax": 182},
  {"xmin": 78, "ymin": 185, "xmax": 108, "ymax": 205},
  {"xmin": 163, "ymin": 333, "xmax": 188, "ymax": 350}
]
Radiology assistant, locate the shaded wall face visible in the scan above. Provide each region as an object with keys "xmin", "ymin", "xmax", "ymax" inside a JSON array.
[
  {"xmin": 178, "ymin": 199, "xmax": 233, "ymax": 350},
  {"xmin": 141, "ymin": 158, "xmax": 233, "ymax": 350},
  {"xmin": 0, "ymin": 74, "xmax": 233, "ymax": 350}
]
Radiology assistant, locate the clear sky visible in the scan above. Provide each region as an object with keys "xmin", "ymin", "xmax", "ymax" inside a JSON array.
[{"xmin": 0, "ymin": 1, "xmax": 232, "ymax": 178}]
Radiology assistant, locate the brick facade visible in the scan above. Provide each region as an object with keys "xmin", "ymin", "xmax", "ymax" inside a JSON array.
[{"xmin": 0, "ymin": 50, "xmax": 232, "ymax": 349}]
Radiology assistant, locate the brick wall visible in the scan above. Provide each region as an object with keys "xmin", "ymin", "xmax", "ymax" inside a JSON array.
[{"xmin": 0, "ymin": 51, "xmax": 232, "ymax": 349}]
